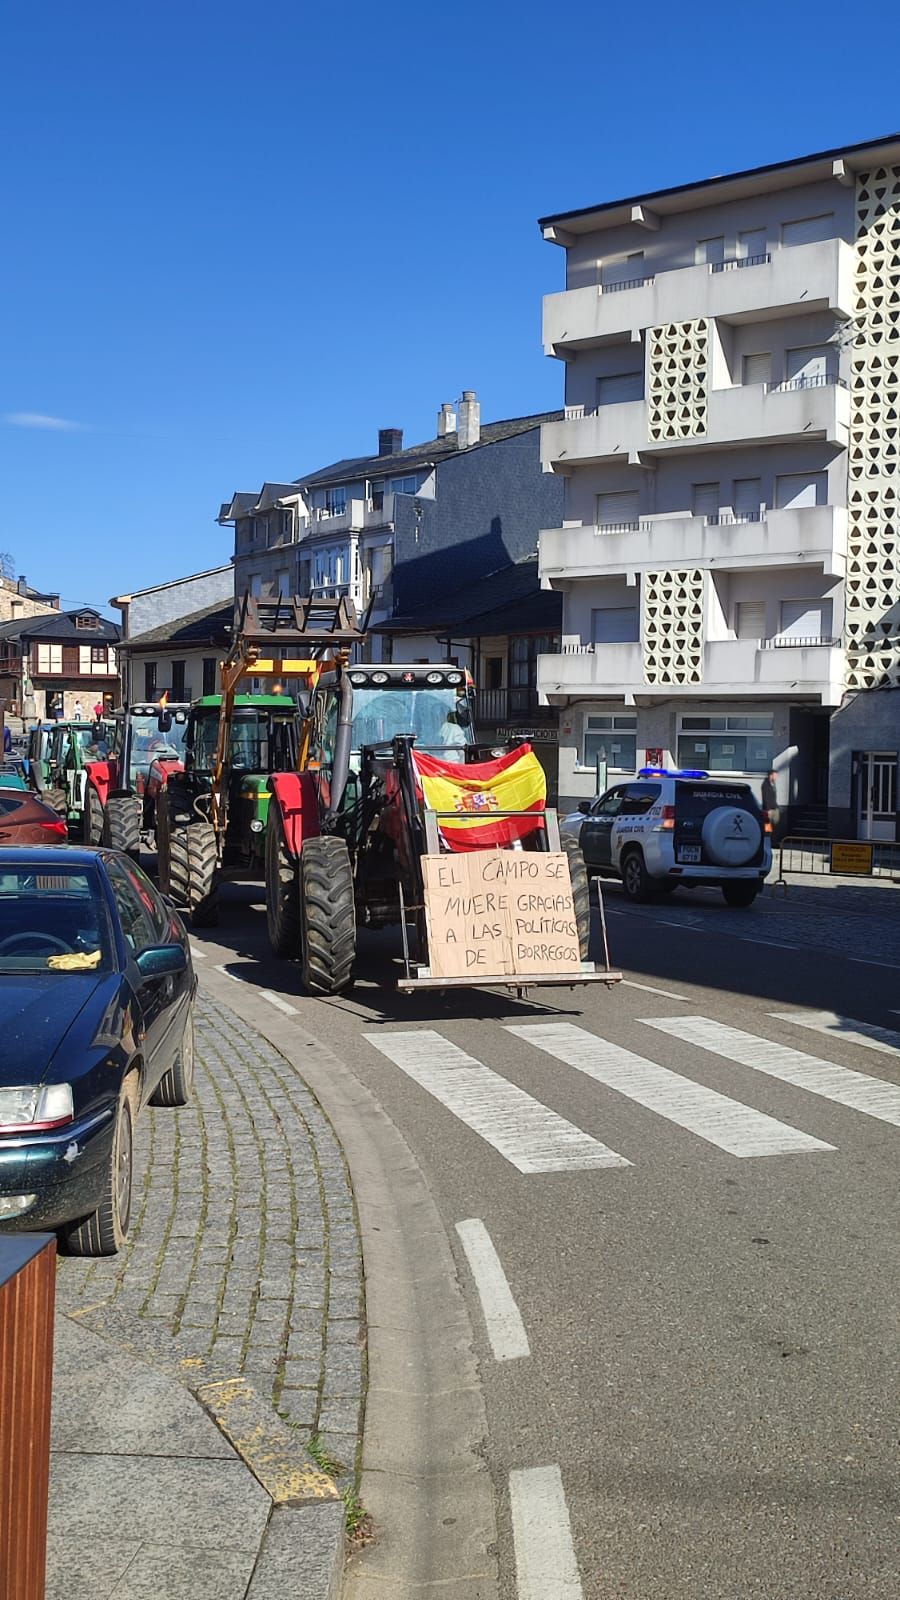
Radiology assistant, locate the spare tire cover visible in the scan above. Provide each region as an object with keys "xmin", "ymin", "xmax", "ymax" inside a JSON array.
[{"xmin": 701, "ymin": 805, "xmax": 760, "ymax": 866}]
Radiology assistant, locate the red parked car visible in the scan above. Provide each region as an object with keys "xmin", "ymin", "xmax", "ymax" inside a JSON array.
[{"xmin": 0, "ymin": 785, "xmax": 68, "ymax": 846}]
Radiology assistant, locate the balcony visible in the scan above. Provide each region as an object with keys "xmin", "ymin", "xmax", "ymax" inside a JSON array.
[
  {"xmin": 543, "ymin": 238, "xmax": 854, "ymax": 353},
  {"xmin": 538, "ymin": 637, "xmax": 843, "ymax": 705},
  {"xmin": 475, "ymin": 687, "xmax": 556, "ymax": 726},
  {"xmin": 542, "ymin": 378, "xmax": 849, "ymax": 471},
  {"xmin": 540, "ymin": 504, "xmax": 848, "ymax": 582}
]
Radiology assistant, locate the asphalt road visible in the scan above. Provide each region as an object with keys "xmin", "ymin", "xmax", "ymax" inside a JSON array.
[{"xmin": 187, "ymin": 872, "xmax": 900, "ymax": 1600}]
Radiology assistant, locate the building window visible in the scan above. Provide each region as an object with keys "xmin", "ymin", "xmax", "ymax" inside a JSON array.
[
  {"xmin": 75, "ymin": 612, "xmax": 101, "ymax": 631},
  {"xmin": 734, "ymin": 600, "xmax": 767, "ymax": 639},
  {"xmin": 597, "ymin": 490, "xmax": 640, "ymax": 530},
  {"xmin": 696, "ymin": 235, "xmax": 725, "ymax": 265},
  {"xmin": 249, "ymin": 574, "xmax": 262, "ymax": 598},
  {"xmin": 738, "ymin": 228, "xmax": 767, "ymax": 260},
  {"xmin": 742, "ymin": 351, "xmax": 771, "ymax": 387},
  {"xmin": 778, "ymin": 598, "xmax": 834, "ymax": 642},
  {"xmin": 784, "ymin": 344, "xmax": 835, "ymax": 389},
  {"xmin": 389, "ymin": 476, "xmax": 417, "ymax": 495},
  {"xmin": 90, "ymin": 645, "xmax": 108, "ymax": 665},
  {"xmin": 677, "ymin": 713, "xmax": 774, "ymax": 774},
  {"xmin": 781, "ymin": 214, "xmax": 834, "ymax": 247},
  {"xmin": 591, "ymin": 606, "xmax": 639, "ymax": 645},
  {"xmin": 276, "ymin": 570, "xmax": 290, "ymax": 596},
  {"xmin": 596, "ymin": 371, "xmax": 642, "ymax": 405},
  {"xmin": 280, "ymin": 509, "xmax": 294, "ymax": 540},
  {"xmin": 202, "ymin": 657, "xmax": 217, "ymax": 695},
  {"xmin": 171, "ymin": 661, "xmax": 186, "ymax": 700},
  {"xmin": 692, "ymin": 482, "xmax": 720, "ymax": 519},
  {"xmin": 582, "ymin": 714, "xmax": 637, "ymax": 774},
  {"xmin": 484, "ymin": 656, "xmax": 503, "ymax": 690},
  {"xmin": 601, "ymin": 250, "xmax": 644, "ymax": 289},
  {"xmin": 775, "ymin": 471, "xmax": 827, "ymax": 509},
  {"xmin": 145, "ymin": 661, "xmax": 157, "ymax": 700},
  {"xmin": 36, "ymin": 643, "xmax": 63, "ymax": 674},
  {"xmin": 324, "ymin": 487, "xmax": 347, "ymax": 517},
  {"xmin": 733, "ymin": 478, "xmax": 762, "ymax": 520}
]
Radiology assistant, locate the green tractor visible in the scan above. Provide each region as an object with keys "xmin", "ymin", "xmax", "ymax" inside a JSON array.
[
  {"xmin": 42, "ymin": 721, "xmax": 113, "ymax": 828},
  {"xmin": 155, "ymin": 694, "xmax": 300, "ymax": 926}
]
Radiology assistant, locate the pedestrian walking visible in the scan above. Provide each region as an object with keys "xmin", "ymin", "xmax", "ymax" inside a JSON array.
[
  {"xmin": 93, "ymin": 700, "xmax": 104, "ymax": 720},
  {"xmin": 51, "ymin": 695, "xmax": 64, "ymax": 721},
  {"xmin": 761, "ymin": 769, "xmax": 780, "ymax": 838},
  {"xmin": 73, "ymin": 698, "xmax": 84, "ymax": 720}
]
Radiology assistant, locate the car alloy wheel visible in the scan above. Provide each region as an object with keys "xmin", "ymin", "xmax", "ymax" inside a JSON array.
[{"xmin": 115, "ymin": 1092, "xmax": 134, "ymax": 1236}]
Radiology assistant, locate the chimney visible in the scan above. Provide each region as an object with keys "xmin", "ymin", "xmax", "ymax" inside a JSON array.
[
  {"xmin": 378, "ymin": 428, "xmax": 403, "ymax": 457},
  {"xmin": 457, "ymin": 390, "xmax": 480, "ymax": 449},
  {"xmin": 437, "ymin": 402, "xmax": 457, "ymax": 437}
]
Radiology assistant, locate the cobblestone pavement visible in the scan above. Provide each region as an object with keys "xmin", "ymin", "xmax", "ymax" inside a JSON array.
[{"xmin": 58, "ymin": 993, "xmax": 366, "ymax": 1481}]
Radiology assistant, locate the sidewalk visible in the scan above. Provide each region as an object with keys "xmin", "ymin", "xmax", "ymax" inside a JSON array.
[{"xmin": 50, "ymin": 993, "xmax": 366, "ymax": 1599}]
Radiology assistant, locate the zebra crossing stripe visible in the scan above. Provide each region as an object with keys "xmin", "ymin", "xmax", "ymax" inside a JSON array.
[
  {"xmin": 644, "ymin": 1016, "xmax": 900, "ymax": 1130},
  {"xmin": 769, "ymin": 1010, "xmax": 900, "ymax": 1060},
  {"xmin": 363, "ymin": 1030, "xmax": 629, "ymax": 1174},
  {"xmin": 506, "ymin": 1024, "xmax": 833, "ymax": 1158}
]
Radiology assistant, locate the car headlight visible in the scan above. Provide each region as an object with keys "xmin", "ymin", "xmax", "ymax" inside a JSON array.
[{"xmin": 0, "ymin": 1084, "xmax": 74, "ymax": 1134}]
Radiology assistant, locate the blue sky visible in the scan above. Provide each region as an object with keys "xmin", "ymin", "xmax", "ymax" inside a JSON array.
[{"xmin": 1, "ymin": 0, "xmax": 896, "ymax": 611}]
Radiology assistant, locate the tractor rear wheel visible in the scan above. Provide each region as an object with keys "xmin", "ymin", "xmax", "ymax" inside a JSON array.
[
  {"xmin": 84, "ymin": 783, "xmax": 104, "ymax": 846},
  {"xmin": 43, "ymin": 787, "xmax": 68, "ymax": 819},
  {"xmin": 562, "ymin": 833, "xmax": 592, "ymax": 962},
  {"xmin": 102, "ymin": 795, "xmax": 141, "ymax": 859},
  {"xmin": 299, "ymin": 835, "xmax": 355, "ymax": 996},
  {"xmin": 168, "ymin": 820, "xmax": 219, "ymax": 926},
  {"xmin": 266, "ymin": 802, "xmax": 301, "ymax": 959}
]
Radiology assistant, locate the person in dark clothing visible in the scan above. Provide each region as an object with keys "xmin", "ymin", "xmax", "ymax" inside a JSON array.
[{"xmin": 761, "ymin": 769, "xmax": 780, "ymax": 838}]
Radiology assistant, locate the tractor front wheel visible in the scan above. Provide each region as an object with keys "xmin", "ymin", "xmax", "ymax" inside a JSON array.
[
  {"xmin": 168, "ymin": 820, "xmax": 220, "ymax": 926},
  {"xmin": 102, "ymin": 795, "xmax": 141, "ymax": 859},
  {"xmin": 84, "ymin": 783, "xmax": 104, "ymax": 846},
  {"xmin": 299, "ymin": 835, "xmax": 355, "ymax": 996},
  {"xmin": 266, "ymin": 802, "xmax": 301, "ymax": 959}
]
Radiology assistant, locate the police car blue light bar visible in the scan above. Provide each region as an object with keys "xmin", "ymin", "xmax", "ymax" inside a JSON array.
[{"xmin": 638, "ymin": 766, "xmax": 709, "ymax": 780}]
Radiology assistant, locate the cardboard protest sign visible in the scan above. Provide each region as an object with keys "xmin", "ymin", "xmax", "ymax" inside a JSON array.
[{"xmin": 421, "ymin": 851, "xmax": 583, "ymax": 980}]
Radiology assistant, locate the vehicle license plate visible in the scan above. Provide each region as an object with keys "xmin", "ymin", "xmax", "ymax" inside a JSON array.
[{"xmin": 677, "ymin": 846, "xmax": 701, "ymax": 863}]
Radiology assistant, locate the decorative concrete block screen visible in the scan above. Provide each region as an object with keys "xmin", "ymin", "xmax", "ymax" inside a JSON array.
[
  {"xmin": 643, "ymin": 569, "xmax": 704, "ymax": 685},
  {"xmin": 846, "ymin": 167, "xmax": 900, "ymax": 690},
  {"xmin": 647, "ymin": 321, "xmax": 709, "ymax": 441}
]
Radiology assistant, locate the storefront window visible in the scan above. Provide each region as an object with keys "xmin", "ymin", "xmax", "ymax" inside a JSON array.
[
  {"xmin": 677, "ymin": 714, "xmax": 773, "ymax": 773},
  {"xmin": 581, "ymin": 714, "xmax": 637, "ymax": 773}
]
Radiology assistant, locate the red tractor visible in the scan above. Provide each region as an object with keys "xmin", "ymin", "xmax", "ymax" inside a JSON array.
[{"xmin": 82, "ymin": 702, "xmax": 190, "ymax": 856}]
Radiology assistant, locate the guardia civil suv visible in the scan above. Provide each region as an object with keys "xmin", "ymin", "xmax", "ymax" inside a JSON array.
[{"xmin": 572, "ymin": 768, "xmax": 772, "ymax": 907}]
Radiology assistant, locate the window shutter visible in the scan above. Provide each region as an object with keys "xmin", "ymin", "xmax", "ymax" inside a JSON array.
[
  {"xmin": 782, "ymin": 215, "xmax": 833, "ymax": 247},
  {"xmin": 779, "ymin": 599, "xmax": 833, "ymax": 640},
  {"xmin": 734, "ymin": 478, "xmax": 762, "ymax": 517},
  {"xmin": 597, "ymin": 371, "xmax": 642, "ymax": 404},
  {"xmin": 742, "ymin": 352, "xmax": 771, "ymax": 386},
  {"xmin": 597, "ymin": 491, "xmax": 640, "ymax": 528},
  {"xmin": 785, "ymin": 345, "xmax": 830, "ymax": 384},
  {"xmin": 692, "ymin": 482, "xmax": 720, "ymax": 518},
  {"xmin": 775, "ymin": 472, "xmax": 827, "ymax": 510},
  {"xmin": 735, "ymin": 601, "xmax": 767, "ymax": 639}
]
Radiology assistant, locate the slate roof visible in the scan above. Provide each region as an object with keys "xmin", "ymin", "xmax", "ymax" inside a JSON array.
[
  {"xmin": 118, "ymin": 601, "xmax": 233, "ymax": 654},
  {"xmin": 297, "ymin": 412, "xmax": 562, "ymax": 491},
  {"xmin": 0, "ymin": 608, "xmax": 120, "ymax": 644},
  {"xmin": 376, "ymin": 556, "xmax": 561, "ymax": 638}
]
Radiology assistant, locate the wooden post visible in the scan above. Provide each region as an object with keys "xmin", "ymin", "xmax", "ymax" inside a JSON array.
[{"xmin": 0, "ymin": 1235, "xmax": 56, "ymax": 1600}]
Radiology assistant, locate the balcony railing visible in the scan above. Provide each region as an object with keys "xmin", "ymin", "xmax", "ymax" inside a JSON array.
[
  {"xmin": 475, "ymin": 687, "xmax": 554, "ymax": 723},
  {"xmin": 763, "ymin": 635, "xmax": 841, "ymax": 649},
  {"xmin": 597, "ymin": 520, "xmax": 641, "ymax": 533},
  {"xmin": 768, "ymin": 372, "xmax": 847, "ymax": 393},
  {"xmin": 705, "ymin": 511, "xmax": 763, "ymax": 525},
  {"xmin": 599, "ymin": 274, "xmax": 655, "ymax": 294},
  {"xmin": 710, "ymin": 252, "xmax": 771, "ymax": 273}
]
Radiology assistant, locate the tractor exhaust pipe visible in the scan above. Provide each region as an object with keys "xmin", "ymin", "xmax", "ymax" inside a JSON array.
[{"xmin": 328, "ymin": 668, "xmax": 355, "ymax": 819}]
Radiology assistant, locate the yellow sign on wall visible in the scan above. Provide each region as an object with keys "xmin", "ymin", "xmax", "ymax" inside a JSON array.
[{"xmin": 830, "ymin": 841, "xmax": 874, "ymax": 876}]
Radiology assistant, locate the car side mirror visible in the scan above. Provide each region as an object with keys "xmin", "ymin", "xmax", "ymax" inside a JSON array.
[
  {"xmin": 578, "ymin": 800, "xmax": 593, "ymax": 815},
  {"xmin": 136, "ymin": 944, "xmax": 187, "ymax": 979}
]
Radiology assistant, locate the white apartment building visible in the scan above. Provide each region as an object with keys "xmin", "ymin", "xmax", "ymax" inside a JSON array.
[{"xmin": 538, "ymin": 134, "xmax": 900, "ymax": 841}]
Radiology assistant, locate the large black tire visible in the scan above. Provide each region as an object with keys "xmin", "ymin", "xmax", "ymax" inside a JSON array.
[
  {"xmin": 43, "ymin": 786, "xmax": 68, "ymax": 818},
  {"xmin": 150, "ymin": 1011, "xmax": 195, "ymax": 1107},
  {"xmin": 61, "ymin": 1076, "xmax": 137, "ymax": 1256},
  {"xmin": 621, "ymin": 846, "xmax": 653, "ymax": 903},
  {"xmin": 722, "ymin": 881, "xmax": 759, "ymax": 909},
  {"xmin": 562, "ymin": 833, "xmax": 591, "ymax": 962},
  {"xmin": 84, "ymin": 782, "xmax": 105, "ymax": 846},
  {"xmin": 168, "ymin": 819, "xmax": 220, "ymax": 926},
  {"xmin": 299, "ymin": 835, "xmax": 356, "ymax": 996},
  {"xmin": 103, "ymin": 794, "xmax": 141, "ymax": 858},
  {"xmin": 266, "ymin": 803, "xmax": 301, "ymax": 959}
]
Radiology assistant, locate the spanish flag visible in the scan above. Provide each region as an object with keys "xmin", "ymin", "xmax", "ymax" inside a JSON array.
[{"xmin": 413, "ymin": 745, "xmax": 546, "ymax": 851}]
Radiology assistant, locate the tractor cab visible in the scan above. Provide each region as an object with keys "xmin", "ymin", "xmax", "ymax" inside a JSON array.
[
  {"xmin": 46, "ymin": 720, "xmax": 109, "ymax": 825},
  {"xmin": 171, "ymin": 694, "xmax": 300, "ymax": 875},
  {"xmin": 116, "ymin": 704, "xmax": 189, "ymax": 795}
]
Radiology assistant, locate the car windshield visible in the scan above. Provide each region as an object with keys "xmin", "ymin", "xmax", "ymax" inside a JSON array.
[
  {"xmin": 0, "ymin": 863, "xmax": 113, "ymax": 973},
  {"xmin": 128, "ymin": 713, "xmax": 188, "ymax": 777},
  {"xmin": 351, "ymin": 687, "xmax": 473, "ymax": 756},
  {"xmin": 190, "ymin": 711, "xmax": 282, "ymax": 773}
]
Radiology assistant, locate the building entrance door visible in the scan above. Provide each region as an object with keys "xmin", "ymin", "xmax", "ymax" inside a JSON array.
[{"xmin": 857, "ymin": 752, "xmax": 898, "ymax": 840}]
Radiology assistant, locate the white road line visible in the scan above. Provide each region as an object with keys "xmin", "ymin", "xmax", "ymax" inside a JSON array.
[
  {"xmin": 510, "ymin": 1464, "xmax": 583, "ymax": 1600},
  {"xmin": 363, "ymin": 1030, "xmax": 629, "ymax": 1174},
  {"xmin": 455, "ymin": 1220, "xmax": 530, "ymax": 1361},
  {"xmin": 621, "ymin": 979, "xmax": 691, "ymax": 1002},
  {"xmin": 734, "ymin": 936, "xmax": 798, "ymax": 950},
  {"xmin": 849, "ymin": 956, "xmax": 900, "ymax": 971},
  {"xmin": 261, "ymin": 989, "xmax": 298, "ymax": 1016},
  {"xmin": 654, "ymin": 919, "xmax": 704, "ymax": 931},
  {"xmin": 644, "ymin": 1016, "xmax": 900, "ymax": 1131},
  {"xmin": 770, "ymin": 1010, "xmax": 900, "ymax": 1060},
  {"xmin": 506, "ymin": 1023, "xmax": 832, "ymax": 1158},
  {"xmin": 215, "ymin": 964, "xmax": 242, "ymax": 982}
]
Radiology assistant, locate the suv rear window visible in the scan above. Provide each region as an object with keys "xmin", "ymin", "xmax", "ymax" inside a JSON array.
[{"xmin": 675, "ymin": 781, "xmax": 759, "ymax": 818}]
